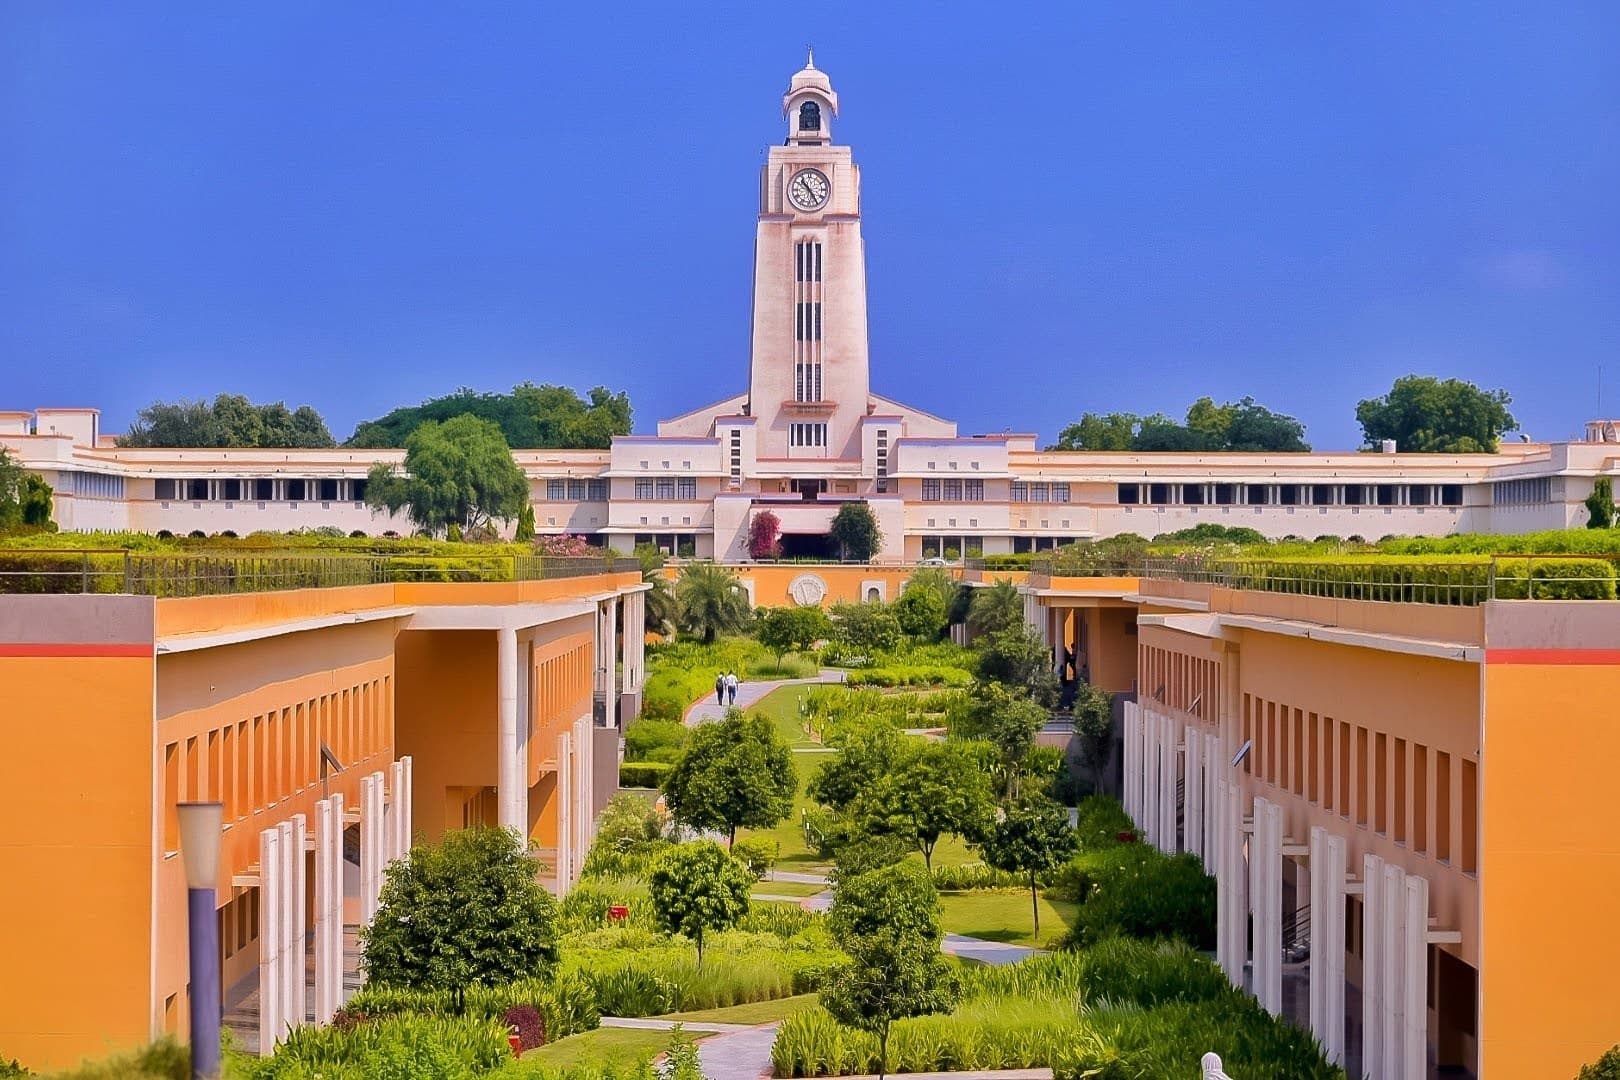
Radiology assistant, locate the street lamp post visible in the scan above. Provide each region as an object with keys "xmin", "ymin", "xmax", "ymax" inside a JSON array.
[{"xmin": 176, "ymin": 801, "xmax": 224, "ymax": 1080}]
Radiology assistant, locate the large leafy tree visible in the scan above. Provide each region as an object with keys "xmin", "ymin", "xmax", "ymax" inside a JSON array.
[
  {"xmin": 966, "ymin": 579, "xmax": 1023, "ymax": 640},
  {"xmin": 757, "ymin": 605, "xmax": 833, "ymax": 666},
  {"xmin": 360, "ymin": 827, "xmax": 559, "ymax": 1008},
  {"xmin": 866, "ymin": 742, "xmax": 997, "ymax": 870},
  {"xmin": 976, "ymin": 794, "xmax": 1078, "ymax": 942},
  {"xmin": 748, "ymin": 509, "xmax": 783, "ymax": 560},
  {"xmin": 1047, "ymin": 396, "xmax": 1307, "ymax": 452},
  {"xmin": 977, "ymin": 624, "xmax": 1060, "ymax": 708},
  {"xmin": 364, "ymin": 414, "xmax": 528, "ymax": 537},
  {"xmin": 809, "ymin": 724, "xmax": 903, "ymax": 811},
  {"xmin": 634, "ymin": 545, "xmax": 679, "ymax": 637},
  {"xmin": 1072, "ymin": 681, "xmax": 1114, "ymax": 794},
  {"xmin": 0, "ymin": 449, "xmax": 54, "ymax": 531},
  {"xmin": 831, "ymin": 600, "xmax": 903, "ymax": 653},
  {"xmin": 347, "ymin": 382, "xmax": 632, "ymax": 449},
  {"xmin": 662, "ymin": 710, "xmax": 797, "ymax": 845},
  {"xmin": 647, "ymin": 840, "xmax": 753, "ymax": 965},
  {"xmin": 118, "ymin": 393, "xmax": 336, "ymax": 448},
  {"xmin": 1355, "ymin": 375, "xmax": 1517, "ymax": 453},
  {"xmin": 952, "ymin": 681, "xmax": 1048, "ymax": 795},
  {"xmin": 829, "ymin": 501, "xmax": 882, "ymax": 562},
  {"xmin": 892, "ymin": 585, "xmax": 947, "ymax": 641},
  {"xmin": 822, "ymin": 862, "xmax": 956, "ymax": 1080},
  {"xmin": 675, "ymin": 562, "xmax": 752, "ymax": 644}
]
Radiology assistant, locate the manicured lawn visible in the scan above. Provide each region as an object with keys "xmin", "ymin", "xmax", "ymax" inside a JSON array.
[
  {"xmin": 521, "ymin": 1026, "xmax": 699, "ymax": 1069},
  {"xmin": 666, "ymin": 993, "xmax": 820, "ymax": 1024},
  {"xmin": 938, "ymin": 888, "xmax": 1080, "ymax": 948},
  {"xmin": 746, "ymin": 684, "xmax": 825, "ymax": 749},
  {"xmin": 752, "ymin": 879, "xmax": 828, "ymax": 898},
  {"xmin": 737, "ymin": 750, "xmax": 831, "ymax": 872}
]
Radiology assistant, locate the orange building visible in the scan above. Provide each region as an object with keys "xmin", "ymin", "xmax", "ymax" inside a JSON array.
[
  {"xmin": 1023, "ymin": 565, "xmax": 1620, "ymax": 1080},
  {"xmin": 0, "ymin": 559, "xmax": 645, "ymax": 1072}
]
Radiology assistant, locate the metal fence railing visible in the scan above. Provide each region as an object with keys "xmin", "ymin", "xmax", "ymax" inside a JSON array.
[{"xmin": 0, "ymin": 550, "xmax": 623, "ymax": 597}]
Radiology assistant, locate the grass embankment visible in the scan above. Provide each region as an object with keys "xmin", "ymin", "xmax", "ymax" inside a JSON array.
[
  {"xmin": 938, "ymin": 889, "xmax": 1080, "ymax": 948},
  {"xmin": 519, "ymin": 994, "xmax": 820, "ymax": 1068}
]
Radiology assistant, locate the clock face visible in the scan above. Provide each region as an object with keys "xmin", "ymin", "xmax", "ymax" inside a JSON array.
[{"xmin": 788, "ymin": 168, "xmax": 831, "ymax": 212}]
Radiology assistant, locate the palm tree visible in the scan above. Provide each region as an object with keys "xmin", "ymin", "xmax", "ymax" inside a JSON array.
[
  {"xmin": 676, "ymin": 562, "xmax": 753, "ymax": 644},
  {"xmin": 967, "ymin": 579, "xmax": 1023, "ymax": 639},
  {"xmin": 643, "ymin": 568, "xmax": 678, "ymax": 637}
]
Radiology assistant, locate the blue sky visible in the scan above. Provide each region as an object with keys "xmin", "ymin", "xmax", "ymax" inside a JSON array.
[{"xmin": 2, "ymin": 2, "xmax": 1616, "ymax": 449}]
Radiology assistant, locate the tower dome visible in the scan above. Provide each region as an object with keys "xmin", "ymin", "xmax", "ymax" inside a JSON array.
[{"xmin": 783, "ymin": 50, "xmax": 837, "ymax": 144}]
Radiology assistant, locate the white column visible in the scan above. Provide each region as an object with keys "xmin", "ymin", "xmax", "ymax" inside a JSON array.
[
  {"xmin": 624, "ymin": 591, "xmax": 645, "ymax": 694},
  {"xmin": 1122, "ymin": 702, "xmax": 1139, "ymax": 823},
  {"xmin": 360, "ymin": 772, "xmax": 386, "ymax": 924},
  {"xmin": 289, "ymin": 813, "xmax": 307, "ymax": 1026},
  {"xmin": 313, "ymin": 799, "xmax": 336, "ymax": 1024},
  {"xmin": 399, "ymin": 756, "xmax": 413, "ymax": 856},
  {"xmin": 554, "ymin": 729, "xmax": 572, "ymax": 894},
  {"xmin": 497, "ymin": 627, "xmax": 524, "ymax": 834},
  {"xmin": 602, "ymin": 600, "xmax": 618, "ymax": 728},
  {"xmin": 1142, "ymin": 709, "xmax": 1160, "ymax": 847},
  {"xmin": 1216, "ymin": 776, "xmax": 1246, "ymax": 987},
  {"xmin": 1159, "ymin": 713, "xmax": 1178, "ymax": 853},
  {"xmin": 328, "ymin": 792, "xmax": 345, "ymax": 1013},
  {"xmin": 1401, "ymin": 874, "xmax": 1430, "ymax": 1080},
  {"xmin": 1308, "ymin": 826, "xmax": 1348, "ymax": 1065},
  {"xmin": 258, "ymin": 826, "xmax": 282, "ymax": 1053},
  {"xmin": 1250, "ymin": 797, "xmax": 1282, "ymax": 1015},
  {"xmin": 388, "ymin": 759, "xmax": 406, "ymax": 862},
  {"xmin": 276, "ymin": 820, "xmax": 298, "ymax": 1032},
  {"xmin": 1380, "ymin": 862, "xmax": 1408, "ymax": 1080},
  {"xmin": 1185, "ymin": 727, "xmax": 1203, "ymax": 863},
  {"xmin": 1362, "ymin": 853, "xmax": 1387, "ymax": 1077}
]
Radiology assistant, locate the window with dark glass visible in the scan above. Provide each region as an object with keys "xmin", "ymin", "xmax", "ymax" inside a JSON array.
[
  {"xmin": 635, "ymin": 479, "xmax": 654, "ymax": 499},
  {"xmin": 678, "ymin": 478, "xmax": 697, "ymax": 500},
  {"xmin": 1213, "ymin": 483, "xmax": 1236, "ymax": 505},
  {"xmin": 155, "ymin": 479, "xmax": 177, "ymax": 500},
  {"xmin": 1343, "ymin": 485, "xmax": 1365, "ymax": 506},
  {"xmin": 1182, "ymin": 484, "xmax": 1205, "ymax": 505},
  {"xmin": 546, "ymin": 480, "xmax": 566, "ymax": 500},
  {"xmin": 1279, "ymin": 485, "xmax": 1300, "ymax": 506},
  {"xmin": 319, "ymin": 479, "xmax": 339, "ymax": 501},
  {"xmin": 1376, "ymin": 484, "xmax": 1400, "ymax": 506},
  {"xmin": 1409, "ymin": 485, "xmax": 1433, "ymax": 506},
  {"xmin": 799, "ymin": 101, "xmax": 821, "ymax": 131},
  {"xmin": 586, "ymin": 480, "xmax": 608, "ymax": 501},
  {"xmin": 964, "ymin": 479, "xmax": 984, "ymax": 501},
  {"xmin": 1118, "ymin": 483, "xmax": 1140, "ymax": 505},
  {"xmin": 1441, "ymin": 485, "xmax": 1463, "ymax": 507},
  {"xmin": 286, "ymin": 480, "xmax": 306, "ymax": 501},
  {"xmin": 1149, "ymin": 483, "xmax": 1171, "ymax": 505},
  {"xmin": 1246, "ymin": 484, "xmax": 1271, "ymax": 506},
  {"xmin": 1312, "ymin": 484, "xmax": 1335, "ymax": 506},
  {"xmin": 655, "ymin": 478, "xmax": 676, "ymax": 500},
  {"xmin": 922, "ymin": 479, "xmax": 942, "ymax": 501},
  {"xmin": 351, "ymin": 479, "xmax": 367, "ymax": 502},
  {"xmin": 942, "ymin": 478, "xmax": 962, "ymax": 501}
]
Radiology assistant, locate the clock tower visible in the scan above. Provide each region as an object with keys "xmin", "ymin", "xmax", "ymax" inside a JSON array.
[{"xmin": 745, "ymin": 53, "xmax": 871, "ymax": 461}]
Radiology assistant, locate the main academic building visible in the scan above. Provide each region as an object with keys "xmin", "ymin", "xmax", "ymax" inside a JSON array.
[{"xmin": 3, "ymin": 56, "xmax": 1617, "ymax": 550}]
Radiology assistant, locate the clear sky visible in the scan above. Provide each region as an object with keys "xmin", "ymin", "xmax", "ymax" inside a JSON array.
[{"xmin": 2, "ymin": 2, "xmax": 1616, "ymax": 449}]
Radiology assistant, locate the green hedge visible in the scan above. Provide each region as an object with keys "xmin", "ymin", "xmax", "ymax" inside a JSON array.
[
  {"xmin": 618, "ymin": 761, "xmax": 671, "ymax": 789},
  {"xmin": 844, "ymin": 665, "xmax": 974, "ymax": 688},
  {"xmin": 1207, "ymin": 554, "xmax": 1617, "ymax": 603}
]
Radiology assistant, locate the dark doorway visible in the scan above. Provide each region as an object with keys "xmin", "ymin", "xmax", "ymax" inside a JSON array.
[
  {"xmin": 790, "ymin": 478, "xmax": 826, "ymax": 501},
  {"xmin": 780, "ymin": 533, "xmax": 839, "ymax": 560}
]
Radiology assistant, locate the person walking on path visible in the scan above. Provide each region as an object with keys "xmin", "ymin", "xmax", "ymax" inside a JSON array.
[
  {"xmin": 725, "ymin": 671, "xmax": 739, "ymax": 706},
  {"xmin": 714, "ymin": 673, "xmax": 726, "ymax": 706}
]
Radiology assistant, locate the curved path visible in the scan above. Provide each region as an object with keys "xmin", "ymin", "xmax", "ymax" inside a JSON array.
[{"xmin": 682, "ymin": 670, "xmax": 846, "ymax": 726}]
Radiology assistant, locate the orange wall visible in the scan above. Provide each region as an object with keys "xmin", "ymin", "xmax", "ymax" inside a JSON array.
[
  {"xmin": 1479, "ymin": 658, "xmax": 1620, "ymax": 1077},
  {"xmin": 394, "ymin": 630, "xmax": 498, "ymax": 843},
  {"xmin": 734, "ymin": 565, "xmax": 921, "ymax": 607},
  {"xmin": 0, "ymin": 655, "xmax": 156, "ymax": 1071}
]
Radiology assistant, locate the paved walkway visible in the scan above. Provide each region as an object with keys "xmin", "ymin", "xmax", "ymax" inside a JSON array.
[
  {"xmin": 942, "ymin": 932, "xmax": 1044, "ymax": 966},
  {"xmin": 683, "ymin": 671, "xmax": 846, "ymax": 726},
  {"xmin": 697, "ymin": 1021, "xmax": 784, "ymax": 1080},
  {"xmin": 600, "ymin": 1016, "xmax": 752, "ymax": 1034}
]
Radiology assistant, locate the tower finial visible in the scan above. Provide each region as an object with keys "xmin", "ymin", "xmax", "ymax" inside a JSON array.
[{"xmin": 806, "ymin": 45, "xmax": 815, "ymax": 69}]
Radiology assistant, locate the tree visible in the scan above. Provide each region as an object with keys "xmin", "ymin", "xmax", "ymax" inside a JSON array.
[
  {"xmin": 748, "ymin": 509, "xmax": 783, "ymax": 560},
  {"xmin": 1049, "ymin": 412, "xmax": 1138, "ymax": 451},
  {"xmin": 954, "ymin": 682, "xmax": 1048, "ymax": 795},
  {"xmin": 866, "ymin": 743, "xmax": 997, "ymax": 870},
  {"xmin": 0, "ymin": 449, "xmax": 54, "ymax": 531},
  {"xmin": 892, "ymin": 585, "xmax": 947, "ymax": 641},
  {"xmin": 364, "ymin": 414, "xmax": 528, "ymax": 537},
  {"xmin": 758, "ymin": 605, "xmax": 832, "ymax": 666},
  {"xmin": 809, "ymin": 724, "xmax": 903, "ymax": 811},
  {"xmin": 1356, "ymin": 375, "xmax": 1517, "ymax": 453},
  {"xmin": 966, "ymin": 580, "xmax": 1023, "ymax": 640},
  {"xmin": 646, "ymin": 840, "xmax": 753, "ymax": 965},
  {"xmin": 360, "ymin": 826, "xmax": 558, "ymax": 1008},
  {"xmin": 118, "ymin": 394, "xmax": 337, "ymax": 448},
  {"xmin": 514, "ymin": 504, "xmax": 536, "ymax": 542},
  {"xmin": 1072, "ymin": 682, "xmax": 1114, "ymax": 793},
  {"xmin": 977, "ymin": 624, "xmax": 1060, "ymax": 708},
  {"xmin": 823, "ymin": 862, "xmax": 955, "ymax": 1080},
  {"xmin": 977, "ymin": 794, "xmax": 1078, "ymax": 942},
  {"xmin": 1223, "ymin": 397, "xmax": 1308, "ymax": 452},
  {"xmin": 1587, "ymin": 477, "xmax": 1615, "ymax": 529},
  {"xmin": 1577, "ymin": 1043, "xmax": 1620, "ymax": 1080},
  {"xmin": 635, "ymin": 546, "xmax": 679, "ymax": 638},
  {"xmin": 831, "ymin": 601, "xmax": 903, "ymax": 653},
  {"xmin": 829, "ymin": 502, "xmax": 882, "ymax": 562},
  {"xmin": 347, "ymin": 382, "xmax": 632, "ymax": 449},
  {"xmin": 675, "ymin": 562, "xmax": 752, "ymax": 644},
  {"xmin": 662, "ymin": 710, "xmax": 797, "ymax": 845}
]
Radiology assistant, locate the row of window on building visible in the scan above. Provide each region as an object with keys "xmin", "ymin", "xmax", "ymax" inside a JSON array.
[
  {"xmin": 1010, "ymin": 482, "xmax": 1073, "ymax": 503},
  {"xmin": 789, "ymin": 422, "xmax": 829, "ymax": 448},
  {"xmin": 542, "ymin": 479, "xmax": 610, "ymax": 501},
  {"xmin": 1490, "ymin": 477, "xmax": 1552, "ymax": 505},
  {"xmin": 920, "ymin": 478, "xmax": 986, "ymax": 502},
  {"xmin": 632, "ymin": 478, "xmax": 699, "ymax": 500},
  {"xmin": 66, "ymin": 471, "xmax": 127, "ymax": 499},
  {"xmin": 154, "ymin": 478, "xmax": 367, "ymax": 502},
  {"xmin": 1117, "ymin": 482, "xmax": 1465, "ymax": 508}
]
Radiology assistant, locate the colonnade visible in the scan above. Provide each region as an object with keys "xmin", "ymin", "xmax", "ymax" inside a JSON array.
[{"xmin": 253, "ymin": 757, "xmax": 412, "ymax": 1052}]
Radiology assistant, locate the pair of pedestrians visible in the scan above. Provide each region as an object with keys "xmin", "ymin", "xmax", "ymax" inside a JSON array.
[{"xmin": 713, "ymin": 671, "xmax": 741, "ymax": 706}]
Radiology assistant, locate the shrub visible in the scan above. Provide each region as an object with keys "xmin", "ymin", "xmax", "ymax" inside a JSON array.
[
  {"xmin": 243, "ymin": 1012, "xmax": 510, "ymax": 1079},
  {"xmin": 930, "ymin": 863, "xmax": 1033, "ymax": 890},
  {"xmin": 731, "ymin": 836, "xmax": 780, "ymax": 879},
  {"xmin": 843, "ymin": 665, "xmax": 973, "ymax": 688},
  {"xmin": 623, "ymin": 718, "xmax": 688, "ymax": 762},
  {"xmin": 618, "ymin": 761, "xmax": 671, "ymax": 789},
  {"xmin": 503, "ymin": 1004, "xmax": 546, "ymax": 1050},
  {"xmin": 342, "ymin": 973, "xmax": 600, "ymax": 1044},
  {"xmin": 1579, "ymin": 1044, "xmax": 1620, "ymax": 1079},
  {"xmin": 1493, "ymin": 557, "xmax": 1616, "ymax": 600},
  {"xmin": 1057, "ymin": 845, "xmax": 1216, "ymax": 951}
]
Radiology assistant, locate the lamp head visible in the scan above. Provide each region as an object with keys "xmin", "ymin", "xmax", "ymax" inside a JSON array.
[{"xmin": 176, "ymin": 801, "xmax": 225, "ymax": 890}]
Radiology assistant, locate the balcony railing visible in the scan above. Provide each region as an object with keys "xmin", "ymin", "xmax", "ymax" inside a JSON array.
[
  {"xmin": 1030, "ymin": 552, "xmax": 1620, "ymax": 605},
  {"xmin": 0, "ymin": 550, "xmax": 623, "ymax": 597}
]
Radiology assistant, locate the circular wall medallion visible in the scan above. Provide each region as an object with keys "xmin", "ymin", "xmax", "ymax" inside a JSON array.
[{"xmin": 788, "ymin": 573, "xmax": 828, "ymax": 607}]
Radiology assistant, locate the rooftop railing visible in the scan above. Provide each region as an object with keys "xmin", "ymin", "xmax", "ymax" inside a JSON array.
[
  {"xmin": 0, "ymin": 550, "xmax": 623, "ymax": 597},
  {"xmin": 1031, "ymin": 553, "xmax": 1618, "ymax": 605}
]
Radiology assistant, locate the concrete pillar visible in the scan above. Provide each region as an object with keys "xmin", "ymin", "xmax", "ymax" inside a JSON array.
[
  {"xmin": 555, "ymin": 729, "xmax": 572, "ymax": 893},
  {"xmin": 360, "ymin": 772, "xmax": 385, "ymax": 924},
  {"xmin": 328, "ymin": 793, "xmax": 345, "ymax": 1011},
  {"xmin": 1141, "ymin": 708, "xmax": 1159, "ymax": 847},
  {"xmin": 1214, "ymin": 774, "xmax": 1245, "ymax": 987},
  {"xmin": 1380, "ymin": 862, "xmax": 1407, "ymax": 1080},
  {"xmin": 497, "ymin": 627, "xmax": 526, "ymax": 834},
  {"xmin": 1250, "ymin": 797, "xmax": 1283, "ymax": 1015},
  {"xmin": 1401, "ymin": 874, "xmax": 1430, "ymax": 1080},
  {"xmin": 1159, "ymin": 712, "xmax": 1179, "ymax": 853},
  {"xmin": 1185, "ymin": 727, "xmax": 1203, "ymax": 862},
  {"xmin": 573, "ymin": 714, "xmax": 591, "ymax": 884},
  {"xmin": 388, "ymin": 759, "xmax": 406, "ymax": 862},
  {"xmin": 1122, "ymin": 702, "xmax": 1139, "ymax": 823},
  {"xmin": 601, "ymin": 600, "xmax": 618, "ymax": 727},
  {"xmin": 399, "ymin": 756, "xmax": 413, "ymax": 856},
  {"xmin": 1362, "ymin": 853, "xmax": 1387, "ymax": 1076},
  {"xmin": 314, "ymin": 797, "xmax": 344, "ymax": 1024},
  {"xmin": 623, "ymin": 591, "xmax": 645, "ymax": 694},
  {"xmin": 1308, "ymin": 826, "xmax": 1348, "ymax": 1065},
  {"xmin": 289, "ymin": 814, "xmax": 307, "ymax": 1026},
  {"xmin": 258, "ymin": 826, "xmax": 282, "ymax": 1053},
  {"xmin": 275, "ymin": 820, "xmax": 297, "ymax": 1032}
]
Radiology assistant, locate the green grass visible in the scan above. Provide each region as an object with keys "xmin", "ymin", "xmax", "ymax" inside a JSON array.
[
  {"xmin": 736, "ymin": 751, "xmax": 830, "ymax": 872},
  {"xmin": 747, "ymin": 685, "xmax": 824, "ymax": 749},
  {"xmin": 519, "ymin": 1026, "xmax": 696, "ymax": 1069},
  {"xmin": 752, "ymin": 879, "xmax": 828, "ymax": 898},
  {"xmin": 938, "ymin": 888, "xmax": 1080, "ymax": 948},
  {"xmin": 665, "ymin": 993, "xmax": 820, "ymax": 1024}
]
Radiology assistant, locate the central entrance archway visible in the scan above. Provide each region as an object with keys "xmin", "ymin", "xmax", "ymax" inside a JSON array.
[{"xmin": 778, "ymin": 532, "xmax": 839, "ymax": 560}]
